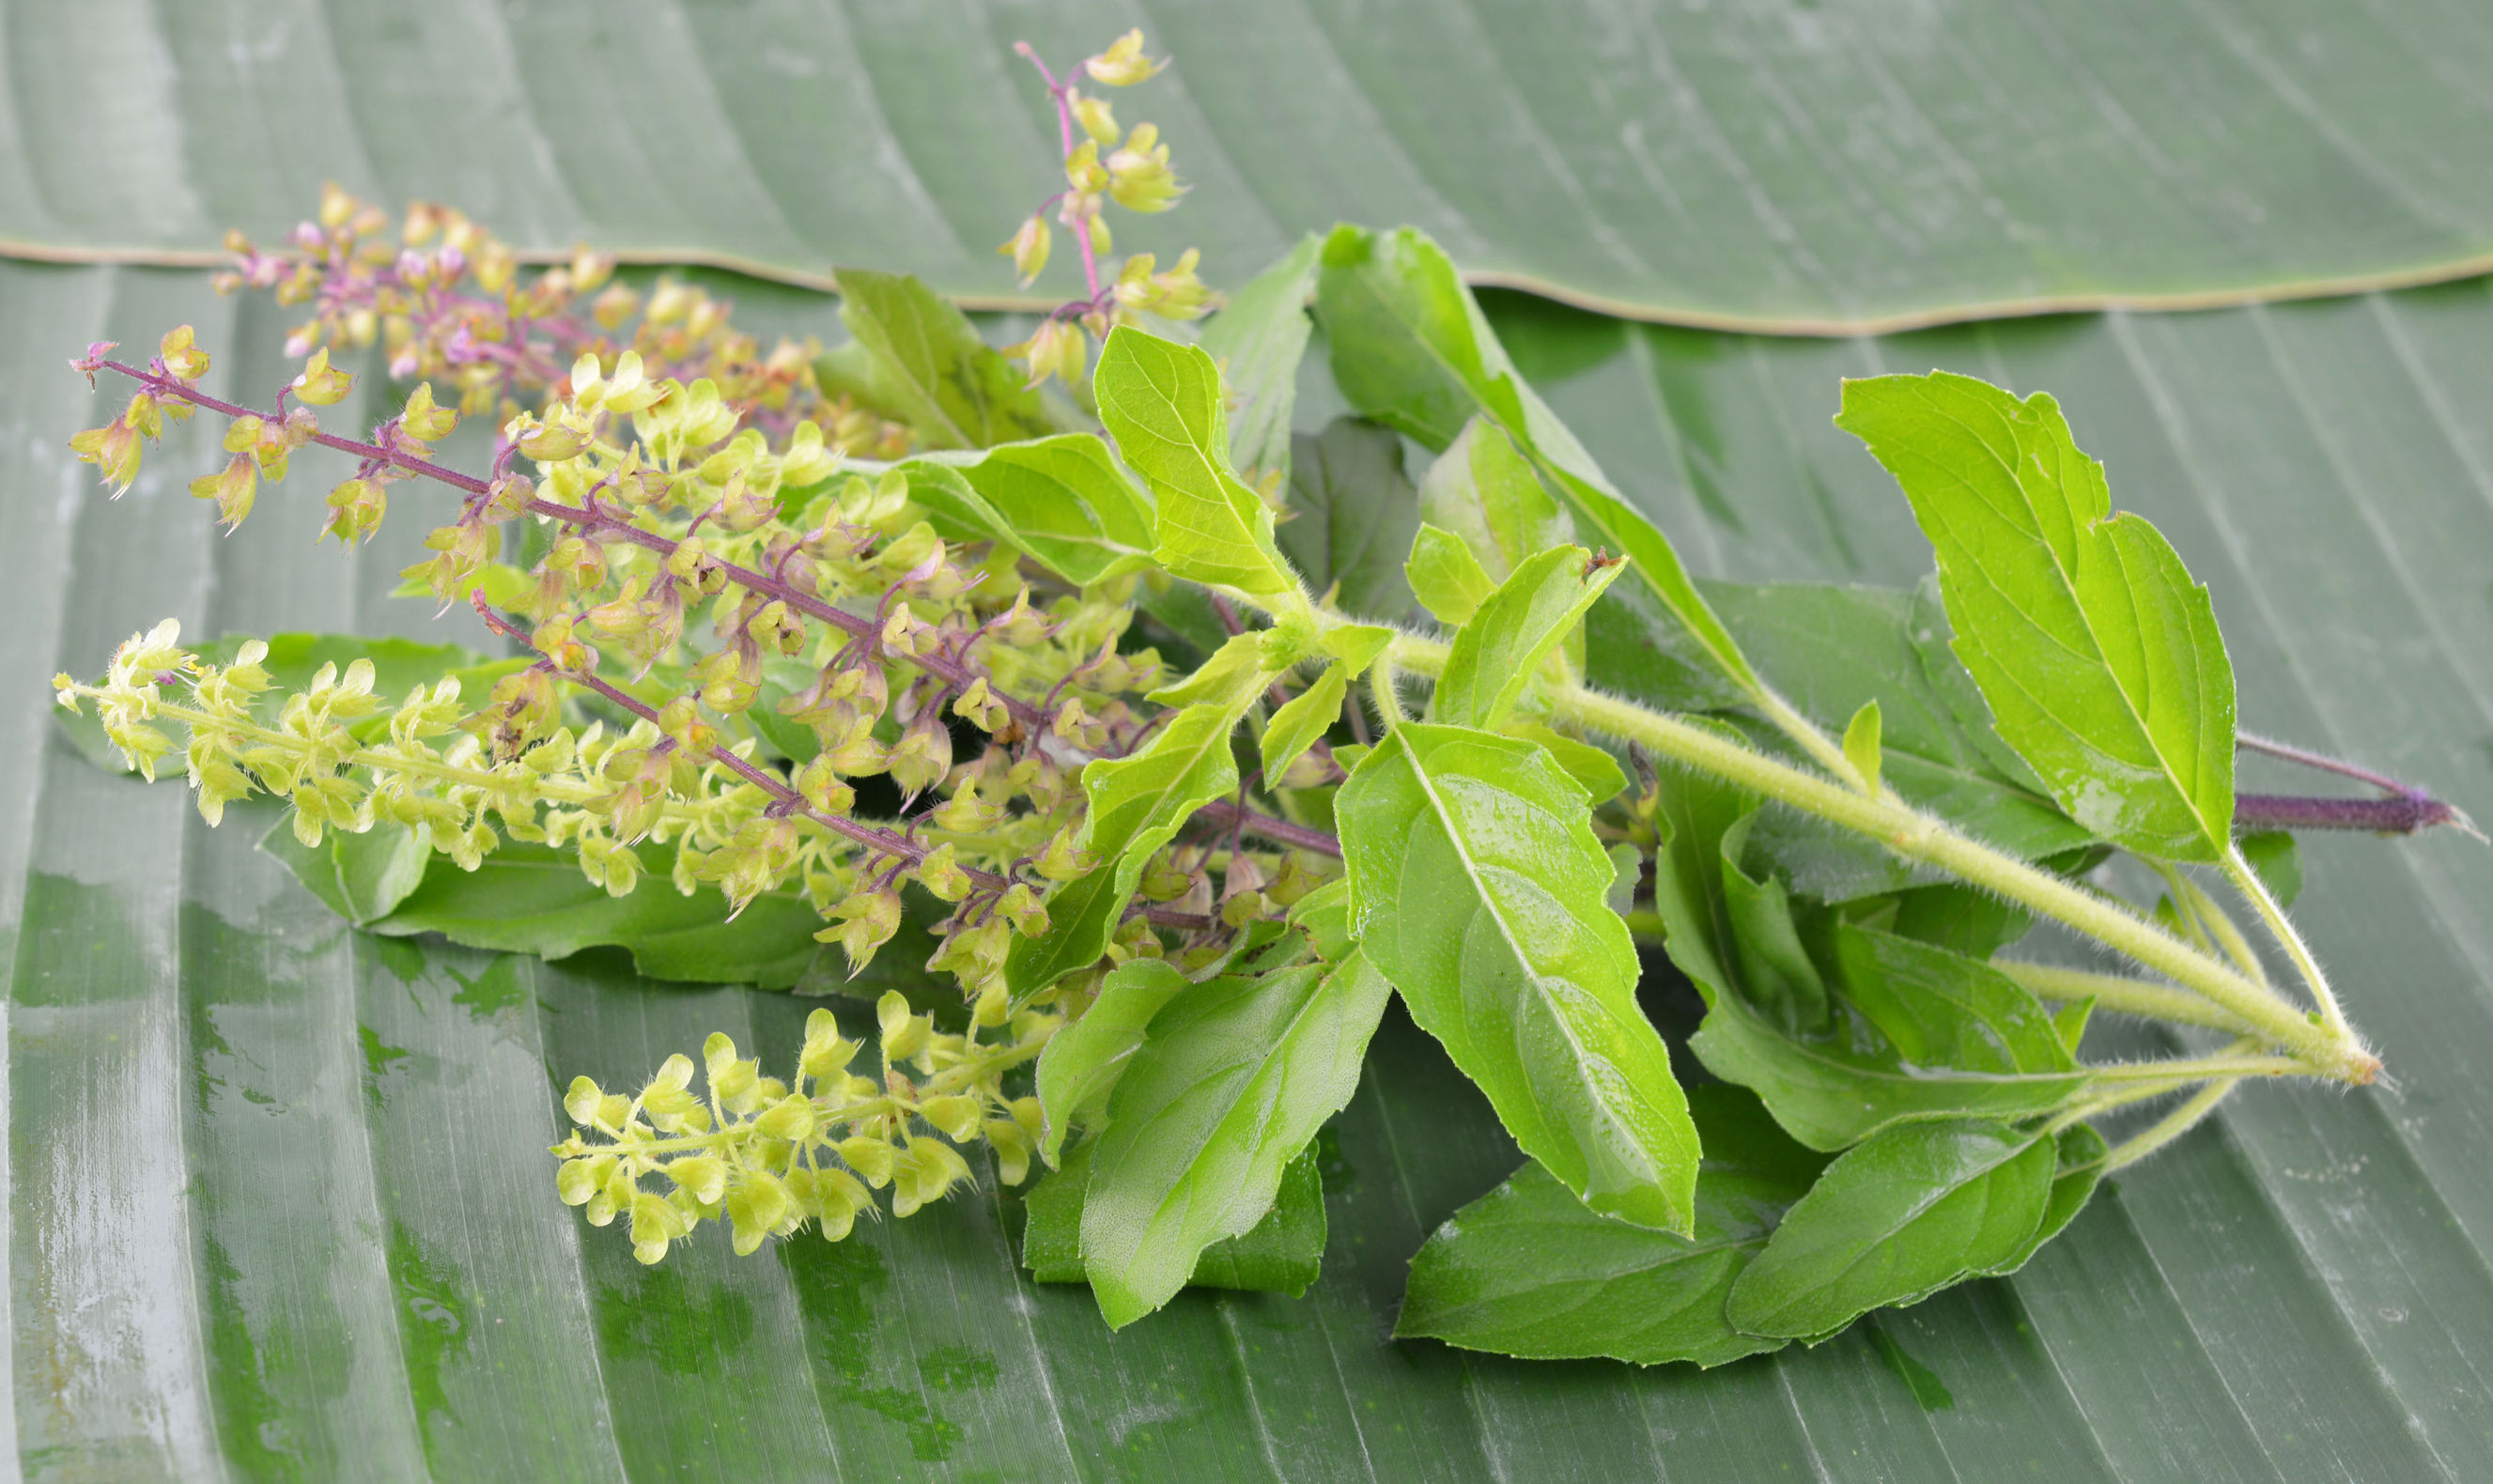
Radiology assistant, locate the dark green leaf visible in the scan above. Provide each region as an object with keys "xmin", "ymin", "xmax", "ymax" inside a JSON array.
[
  {"xmin": 1837, "ymin": 372, "xmax": 2238, "ymax": 861},
  {"xmin": 1020, "ymin": 1139, "xmax": 1326, "ymax": 1297},
  {"xmin": 1985, "ymin": 1124, "xmax": 2112, "ymax": 1277},
  {"xmin": 1338, "ymin": 721, "xmax": 1697, "ymax": 1233},
  {"xmin": 1397, "ymin": 1085, "xmax": 1828, "ymax": 1367},
  {"xmin": 1081, "ymin": 951, "xmax": 1390, "ymax": 1326},
  {"xmin": 1430, "ymin": 545, "xmax": 1622, "ymax": 730},
  {"xmin": 1650, "ymin": 771, "xmax": 2090, "ymax": 1149},
  {"xmin": 1725, "ymin": 1121, "xmax": 2055, "ymax": 1340},
  {"xmin": 835, "ymin": 268, "xmax": 1056, "ymax": 449},
  {"xmin": 900, "ymin": 435, "xmax": 1156, "ymax": 584},
  {"xmin": 1277, "ymin": 417, "xmax": 1420, "ymax": 622},
  {"xmin": 1093, "ymin": 325, "xmax": 1298, "ymax": 598},
  {"xmin": 1199, "ymin": 234, "xmax": 1322, "ymax": 488},
  {"xmin": 259, "ymin": 825, "xmax": 943, "ymax": 997}
]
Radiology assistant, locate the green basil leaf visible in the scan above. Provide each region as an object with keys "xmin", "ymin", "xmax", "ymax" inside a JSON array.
[
  {"xmin": 257, "ymin": 814, "xmax": 436, "ymax": 924},
  {"xmin": 1431, "ymin": 545, "xmax": 1623, "ymax": 730},
  {"xmin": 899, "ymin": 434, "xmax": 1156, "ymax": 584},
  {"xmin": 1983, "ymin": 1123, "xmax": 2111, "ymax": 1277},
  {"xmin": 1261, "ymin": 662, "xmax": 1348, "ymax": 781},
  {"xmin": 834, "ymin": 268, "xmax": 1057, "ymax": 449},
  {"xmin": 1884, "ymin": 883, "xmax": 2035, "ymax": 960},
  {"xmin": 1417, "ymin": 415, "xmax": 1573, "ymax": 585},
  {"xmin": 1509, "ymin": 722, "xmax": 1629, "ymax": 806},
  {"xmin": 1836, "ymin": 925, "xmax": 2082, "ymax": 1078},
  {"xmin": 1396, "ymin": 1086, "xmax": 1828, "ymax": 1368},
  {"xmin": 1317, "ymin": 224, "xmax": 1757, "ymax": 710},
  {"xmin": 1032, "ymin": 957, "xmax": 1190, "ymax": 1167},
  {"xmin": 1837, "ymin": 372, "xmax": 2238, "ymax": 861},
  {"xmin": 1277, "ymin": 417, "xmax": 1420, "ymax": 623},
  {"xmin": 1724, "ymin": 1120, "xmax": 2056, "ymax": 1341},
  {"xmin": 1198, "ymin": 233, "xmax": 1322, "ymax": 489},
  {"xmin": 1093, "ymin": 325, "xmax": 1297, "ymax": 598},
  {"xmin": 1007, "ymin": 656, "xmax": 1267, "ymax": 997},
  {"xmin": 1081, "ymin": 951, "xmax": 1390, "ymax": 1326},
  {"xmin": 1652, "ymin": 772, "xmax": 2090, "ymax": 1149},
  {"xmin": 1403, "ymin": 523, "xmax": 1497, "ymax": 627},
  {"xmin": 1338, "ymin": 721, "xmax": 1698, "ymax": 1234},
  {"xmin": 1717, "ymin": 813, "xmax": 1831, "ymax": 1036},
  {"xmin": 1288, "ymin": 878, "xmax": 1355, "ymax": 962},
  {"xmin": 1021, "ymin": 1139, "xmax": 1325, "ymax": 1297},
  {"xmin": 261, "ymin": 827, "xmax": 937, "ymax": 996}
]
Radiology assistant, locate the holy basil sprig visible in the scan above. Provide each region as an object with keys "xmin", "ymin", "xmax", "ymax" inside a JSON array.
[{"xmin": 50, "ymin": 28, "xmax": 2462, "ymax": 1362}]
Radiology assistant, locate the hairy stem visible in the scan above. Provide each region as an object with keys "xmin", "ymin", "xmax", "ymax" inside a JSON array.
[
  {"xmin": 2088, "ymin": 1053, "xmax": 2302, "ymax": 1084},
  {"xmin": 2102, "ymin": 1077, "xmax": 2241, "ymax": 1170},
  {"xmin": 2221, "ymin": 840, "xmax": 2350, "ymax": 1039},
  {"xmin": 1994, "ymin": 962, "xmax": 2264, "ymax": 1037},
  {"xmin": 1383, "ymin": 633, "xmax": 2376, "ymax": 1083}
]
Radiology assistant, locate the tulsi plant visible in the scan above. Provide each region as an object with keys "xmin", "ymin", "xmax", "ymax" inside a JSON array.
[{"xmin": 52, "ymin": 32, "xmax": 2470, "ymax": 1364}]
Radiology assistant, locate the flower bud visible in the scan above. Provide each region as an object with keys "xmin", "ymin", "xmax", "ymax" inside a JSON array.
[
  {"xmin": 752, "ymin": 1093, "xmax": 817, "ymax": 1143},
  {"xmin": 1085, "ymin": 28, "xmax": 1167, "ymax": 86},
  {"xmin": 291, "ymin": 347, "xmax": 354, "ymax": 406},
  {"xmin": 664, "ymin": 1155, "xmax": 727, "ymax": 1205},
  {"xmin": 837, "ymin": 1135, "xmax": 897, "ymax": 1187},
  {"xmin": 1070, "ymin": 87, "xmax": 1120, "ymax": 144},
  {"xmin": 190, "ymin": 455, "xmax": 258, "ymax": 533},
  {"xmin": 999, "ymin": 213, "xmax": 1051, "ymax": 287},
  {"xmin": 158, "ymin": 324, "xmax": 210, "ymax": 383},
  {"xmin": 1006, "ymin": 317, "xmax": 1086, "ymax": 390}
]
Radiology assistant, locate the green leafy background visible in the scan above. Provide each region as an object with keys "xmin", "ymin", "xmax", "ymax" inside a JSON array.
[
  {"xmin": 15, "ymin": 1, "xmax": 2493, "ymax": 328},
  {"xmin": 11, "ymin": 11, "xmax": 2493, "ymax": 1478}
]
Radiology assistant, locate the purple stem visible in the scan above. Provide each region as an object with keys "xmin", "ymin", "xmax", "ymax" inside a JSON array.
[
  {"xmin": 1012, "ymin": 42, "xmax": 1104, "ymax": 301},
  {"xmin": 2235, "ymin": 793, "xmax": 2465, "ymax": 837}
]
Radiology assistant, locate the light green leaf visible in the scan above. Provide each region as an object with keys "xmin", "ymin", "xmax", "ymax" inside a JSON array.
[
  {"xmin": 1277, "ymin": 417, "xmax": 1420, "ymax": 622},
  {"xmin": 1199, "ymin": 233, "xmax": 1322, "ymax": 488},
  {"xmin": 1726, "ymin": 1121, "xmax": 2055, "ymax": 1341},
  {"xmin": 1031, "ymin": 957, "xmax": 1190, "ymax": 1167},
  {"xmin": 899, "ymin": 434, "xmax": 1156, "ymax": 584},
  {"xmin": 1093, "ymin": 324, "xmax": 1297, "ymax": 598},
  {"xmin": 1399, "ymin": 1087, "xmax": 1828, "ymax": 1368},
  {"xmin": 1318, "ymin": 224, "xmax": 1758, "ymax": 709},
  {"xmin": 1837, "ymin": 372, "xmax": 2238, "ymax": 861},
  {"xmin": 1007, "ymin": 642, "xmax": 1271, "ymax": 997},
  {"xmin": 1418, "ymin": 415, "xmax": 1572, "ymax": 584},
  {"xmin": 1844, "ymin": 700, "xmax": 1883, "ymax": 796},
  {"xmin": 1338, "ymin": 721, "xmax": 1698, "ymax": 1233},
  {"xmin": 1430, "ymin": 544, "xmax": 1622, "ymax": 729},
  {"xmin": 834, "ymin": 268, "xmax": 1058, "ymax": 449},
  {"xmin": 1261, "ymin": 662, "xmax": 1348, "ymax": 781},
  {"xmin": 1403, "ymin": 523, "xmax": 1498, "ymax": 627},
  {"xmin": 1021, "ymin": 1139, "xmax": 1326, "ymax": 1296},
  {"xmin": 1082, "ymin": 951, "xmax": 1391, "ymax": 1327},
  {"xmin": 1510, "ymin": 723, "xmax": 1629, "ymax": 805}
]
